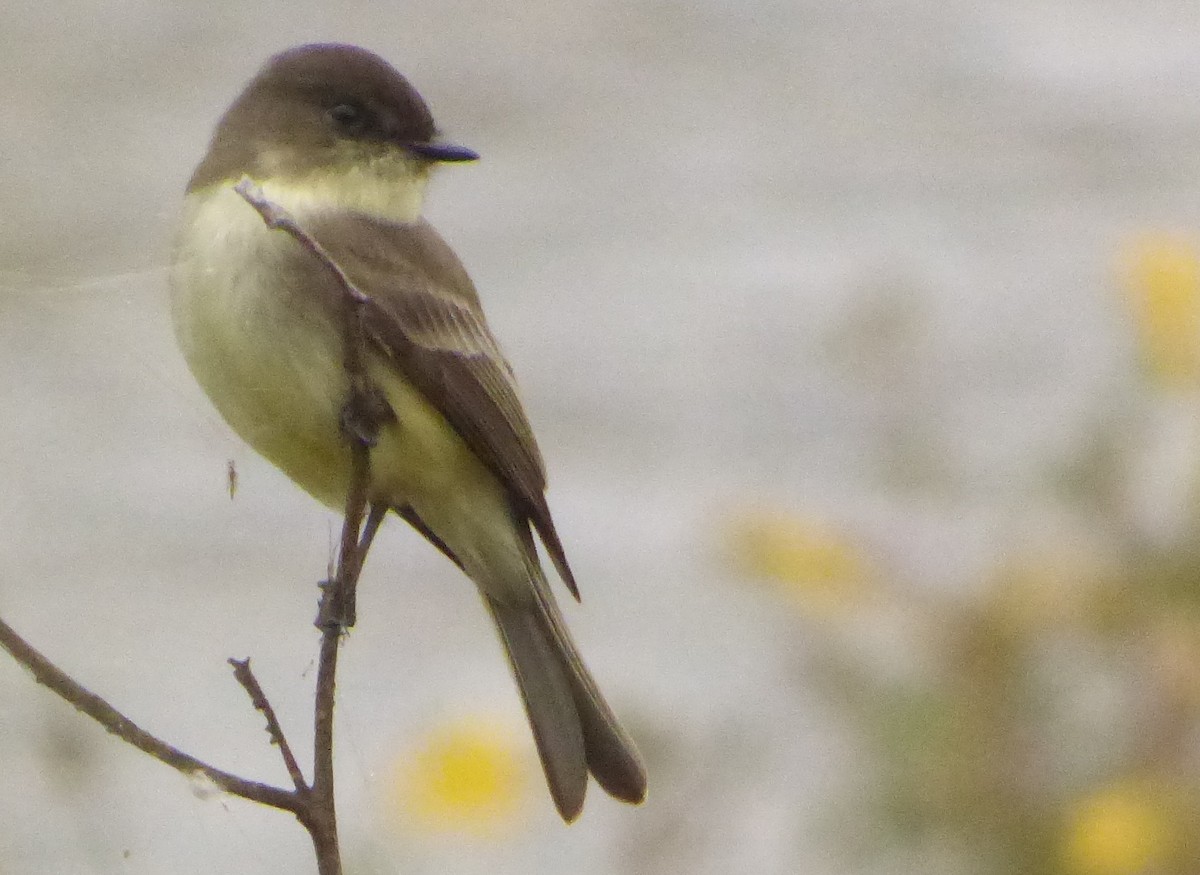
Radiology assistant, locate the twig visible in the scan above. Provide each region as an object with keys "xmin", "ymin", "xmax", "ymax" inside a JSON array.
[
  {"xmin": 0, "ymin": 616, "xmax": 301, "ymax": 815},
  {"xmin": 306, "ymin": 451, "xmax": 371, "ymax": 872},
  {"xmin": 229, "ymin": 658, "xmax": 308, "ymax": 795},
  {"xmin": 235, "ymin": 177, "xmax": 386, "ymax": 875}
]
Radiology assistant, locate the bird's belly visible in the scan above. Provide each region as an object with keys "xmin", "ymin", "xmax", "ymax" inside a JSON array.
[{"xmin": 171, "ymin": 247, "xmax": 348, "ymax": 504}]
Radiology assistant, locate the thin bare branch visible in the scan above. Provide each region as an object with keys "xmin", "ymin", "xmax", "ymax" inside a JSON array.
[
  {"xmin": 229, "ymin": 657, "xmax": 309, "ymax": 795},
  {"xmin": 0, "ymin": 616, "xmax": 301, "ymax": 814}
]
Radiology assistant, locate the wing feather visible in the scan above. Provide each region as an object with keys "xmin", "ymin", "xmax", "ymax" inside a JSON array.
[{"xmin": 301, "ymin": 213, "xmax": 579, "ymax": 597}]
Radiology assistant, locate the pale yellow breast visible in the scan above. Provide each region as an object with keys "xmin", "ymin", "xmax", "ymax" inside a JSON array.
[{"xmin": 170, "ymin": 185, "xmax": 353, "ymax": 505}]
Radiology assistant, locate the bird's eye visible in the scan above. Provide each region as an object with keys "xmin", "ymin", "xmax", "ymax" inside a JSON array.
[{"xmin": 327, "ymin": 102, "xmax": 369, "ymax": 133}]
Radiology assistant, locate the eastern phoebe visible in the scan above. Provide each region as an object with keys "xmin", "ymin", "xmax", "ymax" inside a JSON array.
[{"xmin": 170, "ymin": 43, "xmax": 646, "ymax": 821}]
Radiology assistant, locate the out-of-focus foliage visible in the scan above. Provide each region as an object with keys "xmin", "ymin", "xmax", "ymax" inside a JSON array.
[{"xmin": 725, "ymin": 236, "xmax": 1200, "ymax": 874}]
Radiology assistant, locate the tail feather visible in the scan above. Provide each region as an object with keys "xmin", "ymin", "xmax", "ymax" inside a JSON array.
[
  {"xmin": 487, "ymin": 599, "xmax": 588, "ymax": 820},
  {"xmin": 526, "ymin": 582, "xmax": 647, "ymax": 805},
  {"xmin": 397, "ymin": 502, "xmax": 646, "ymax": 819},
  {"xmin": 487, "ymin": 586, "xmax": 647, "ymax": 821}
]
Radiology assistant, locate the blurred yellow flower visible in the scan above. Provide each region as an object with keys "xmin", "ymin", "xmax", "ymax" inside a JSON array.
[
  {"xmin": 1123, "ymin": 235, "xmax": 1200, "ymax": 387},
  {"xmin": 726, "ymin": 508, "xmax": 870, "ymax": 614},
  {"xmin": 389, "ymin": 717, "xmax": 527, "ymax": 838},
  {"xmin": 1061, "ymin": 782, "xmax": 1178, "ymax": 875}
]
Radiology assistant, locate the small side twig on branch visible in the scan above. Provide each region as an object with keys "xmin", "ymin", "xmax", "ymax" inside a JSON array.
[{"xmin": 230, "ymin": 657, "xmax": 308, "ymax": 795}]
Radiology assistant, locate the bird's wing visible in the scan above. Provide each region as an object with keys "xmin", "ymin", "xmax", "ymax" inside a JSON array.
[{"xmin": 303, "ymin": 213, "xmax": 579, "ymax": 598}]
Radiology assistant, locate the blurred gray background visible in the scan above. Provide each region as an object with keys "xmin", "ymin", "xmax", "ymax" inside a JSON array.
[{"xmin": 4, "ymin": 1, "xmax": 1200, "ymax": 873}]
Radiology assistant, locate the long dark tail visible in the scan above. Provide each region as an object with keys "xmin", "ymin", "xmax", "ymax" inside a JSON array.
[
  {"xmin": 486, "ymin": 591, "xmax": 647, "ymax": 821},
  {"xmin": 395, "ymin": 502, "xmax": 646, "ymax": 820}
]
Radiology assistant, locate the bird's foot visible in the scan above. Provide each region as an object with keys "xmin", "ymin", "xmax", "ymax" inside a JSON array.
[
  {"xmin": 316, "ymin": 577, "xmax": 357, "ymax": 631},
  {"xmin": 339, "ymin": 385, "xmax": 393, "ymax": 449}
]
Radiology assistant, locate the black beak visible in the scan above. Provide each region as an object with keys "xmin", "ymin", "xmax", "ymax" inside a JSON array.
[{"xmin": 404, "ymin": 140, "xmax": 480, "ymax": 162}]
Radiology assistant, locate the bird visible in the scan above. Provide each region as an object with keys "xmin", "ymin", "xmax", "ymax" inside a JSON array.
[{"xmin": 169, "ymin": 43, "xmax": 646, "ymax": 821}]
